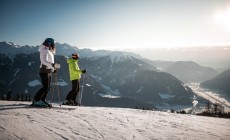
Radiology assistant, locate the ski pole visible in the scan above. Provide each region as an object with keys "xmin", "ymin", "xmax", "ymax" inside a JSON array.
[
  {"xmin": 79, "ymin": 74, "xmax": 85, "ymax": 105},
  {"xmin": 55, "ymin": 69, "xmax": 61, "ymax": 105},
  {"xmin": 51, "ymin": 69, "xmax": 61, "ymax": 106}
]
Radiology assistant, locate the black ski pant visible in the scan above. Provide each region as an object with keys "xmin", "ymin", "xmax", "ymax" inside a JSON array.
[
  {"xmin": 66, "ymin": 79, "xmax": 80, "ymax": 101},
  {"xmin": 34, "ymin": 73, "xmax": 51, "ymax": 101}
]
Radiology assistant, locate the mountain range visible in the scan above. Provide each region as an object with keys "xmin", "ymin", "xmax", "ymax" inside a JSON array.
[
  {"xmin": 140, "ymin": 59, "xmax": 218, "ymax": 83},
  {"xmin": 0, "ymin": 41, "xmax": 221, "ymax": 110},
  {"xmin": 128, "ymin": 46, "xmax": 230, "ymax": 71}
]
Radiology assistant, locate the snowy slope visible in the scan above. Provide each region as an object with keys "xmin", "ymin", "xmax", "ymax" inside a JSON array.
[{"xmin": 0, "ymin": 101, "xmax": 229, "ymax": 140}]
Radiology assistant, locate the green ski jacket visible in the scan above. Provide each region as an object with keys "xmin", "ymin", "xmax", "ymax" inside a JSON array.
[{"xmin": 67, "ymin": 58, "xmax": 83, "ymax": 81}]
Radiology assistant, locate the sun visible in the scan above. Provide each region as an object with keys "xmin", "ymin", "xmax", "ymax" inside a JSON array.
[{"xmin": 214, "ymin": 7, "xmax": 230, "ymax": 30}]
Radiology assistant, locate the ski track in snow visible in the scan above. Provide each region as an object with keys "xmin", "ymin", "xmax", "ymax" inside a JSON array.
[{"xmin": 0, "ymin": 101, "xmax": 230, "ymax": 140}]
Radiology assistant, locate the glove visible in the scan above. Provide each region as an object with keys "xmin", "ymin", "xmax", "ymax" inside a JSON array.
[
  {"xmin": 50, "ymin": 67, "xmax": 55, "ymax": 73},
  {"xmin": 54, "ymin": 63, "xmax": 61, "ymax": 69},
  {"xmin": 81, "ymin": 70, "xmax": 86, "ymax": 74}
]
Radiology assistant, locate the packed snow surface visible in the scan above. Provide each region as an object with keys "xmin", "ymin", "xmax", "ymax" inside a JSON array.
[{"xmin": 0, "ymin": 101, "xmax": 229, "ymax": 140}]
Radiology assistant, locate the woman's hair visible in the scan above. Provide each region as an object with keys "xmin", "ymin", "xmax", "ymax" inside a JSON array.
[
  {"xmin": 72, "ymin": 53, "xmax": 79, "ymax": 59},
  {"xmin": 50, "ymin": 43, "xmax": 56, "ymax": 54}
]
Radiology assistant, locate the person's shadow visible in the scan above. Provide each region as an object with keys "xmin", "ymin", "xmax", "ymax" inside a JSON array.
[{"xmin": 0, "ymin": 102, "xmax": 37, "ymax": 111}]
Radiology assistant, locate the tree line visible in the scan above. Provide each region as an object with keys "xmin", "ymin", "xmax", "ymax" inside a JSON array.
[
  {"xmin": 198, "ymin": 101, "xmax": 230, "ymax": 118},
  {"xmin": 1, "ymin": 91, "xmax": 32, "ymax": 101}
]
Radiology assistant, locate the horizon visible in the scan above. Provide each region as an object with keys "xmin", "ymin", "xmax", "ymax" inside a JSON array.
[
  {"xmin": 1, "ymin": 40, "xmax": 230, "ymax": 70},
  {"xmin": 1, "ymin": 0, "xmax": 230, "ymax": 49},
  {"xmin": 2, "ymin": 40, "xmax": 230, "ymax": 50}
]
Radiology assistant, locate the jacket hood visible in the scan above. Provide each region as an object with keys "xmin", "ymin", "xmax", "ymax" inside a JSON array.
[
  {"xmin": 38, "ymin": 44, "xmax": 48, "ymax": 51},
  {"xmin": 38, "ymin": 44, "xmax": 56, "ymax": 54},
  {"xmin": 67, "ymin": 58, "xmax": 78, "ymax": 63}
]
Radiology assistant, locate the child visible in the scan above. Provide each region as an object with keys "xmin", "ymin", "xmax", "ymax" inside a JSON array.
[{"xmin": 63, "ymin": 53, "xmax": 86, "ymax": 105}]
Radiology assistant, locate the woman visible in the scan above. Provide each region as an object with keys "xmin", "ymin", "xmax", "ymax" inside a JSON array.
[{"xmin": 32, "ymin": 38, "xmax": 60, "ymax": 107}]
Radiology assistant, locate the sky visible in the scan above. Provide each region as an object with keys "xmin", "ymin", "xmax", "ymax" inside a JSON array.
[{"xmin": 1, "ymin": 0, "xmax": 230, "ymax": 50}]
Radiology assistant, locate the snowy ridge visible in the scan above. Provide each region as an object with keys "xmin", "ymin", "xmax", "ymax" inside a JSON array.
[
  {"xmin": 0, "ymin": 101, "xmax": 229, "ymax": 140},
  {"xmin": 0, "ymin": 41, "xmax": 38, "ymax": 56},
  {"xmin": 109, "ymin": 52, "xmax": 132, "ymax": 63},
  {"xmin": 13, "ymin": 42, "xmax": 139, "ymax": 63},
  {"xmin": 78, "ymin": 49, "xmax": 138, "ymax": 62},
  {"xmin": 5, "ymin": 41, "xmax": 20, "ymax": 48}
]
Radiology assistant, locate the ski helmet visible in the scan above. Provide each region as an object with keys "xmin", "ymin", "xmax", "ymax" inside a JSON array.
[{"xmin": 43, "ymin": 38, "xmax": 55, "ymax": 47}]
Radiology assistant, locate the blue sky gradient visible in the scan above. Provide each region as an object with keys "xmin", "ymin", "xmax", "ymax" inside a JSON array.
[{"xmin": 1, "ymin": 0, "xmax": 230, "ymax": 49}]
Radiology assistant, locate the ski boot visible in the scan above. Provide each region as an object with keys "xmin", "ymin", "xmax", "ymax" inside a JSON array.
[
  {"xmin": 32, "ymin": 100, "xmax": 48, "ymax": 108},
  {"xmin": 42, "ymin": 101, "xmax": 52, "ymax": 108},
  {"xmin": 71, "ymin": 100, "xmax": 79, "ymax": 106},
  {"xmin": 62, "ymin": 100, "xmax": 72, "ymax": 105}
]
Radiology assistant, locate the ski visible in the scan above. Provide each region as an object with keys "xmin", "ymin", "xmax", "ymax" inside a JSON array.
[
  {"xmin": 50, "ymin": 105, "xmax": 77, "ymax": 111},
  {"xmin": 27, "ymin": 104, "xmax": 77, "ymax": 111}
]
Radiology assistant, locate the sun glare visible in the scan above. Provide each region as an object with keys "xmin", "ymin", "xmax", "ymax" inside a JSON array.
[{"xmin": 214, "ymin": 7, "xmax": 230, "ymax": 30}]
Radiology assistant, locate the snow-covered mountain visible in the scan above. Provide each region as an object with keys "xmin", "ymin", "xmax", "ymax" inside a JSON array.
[
  {"xmin": 82, "ymin": 55, "xmax": 197, "ymax": 108},
  {"xmin": 0, "ymin": 51, "xmax": 197, "ymax": 110},
  {"xmin": 1, "ymin": 41, "xmax": 212, "ymax": 110},
  {"xmin": 0, "ymin": 41, "xmax": 140, "ymax": 59},
  {"xmin": 0, "ymin": 101, "xmax": 229, "ymax": 140},
  {"xmin": 0, "ymin": 41, "xmax": 38, "ymax": 55}
]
